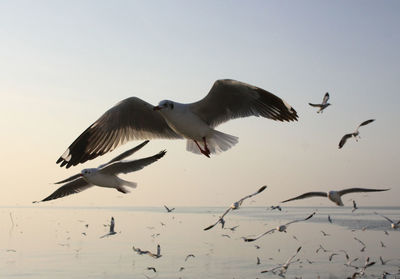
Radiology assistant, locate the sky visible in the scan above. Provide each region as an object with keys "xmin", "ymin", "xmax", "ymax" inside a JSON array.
[{"xmin": 1, "ymin": 0, "xmax": 399, "ymax": 207}]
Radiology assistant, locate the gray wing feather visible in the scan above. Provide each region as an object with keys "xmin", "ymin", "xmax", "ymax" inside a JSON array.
[
  {"xmin": 39, "ymin": 178, "xmax": 92, "ymax": 202},
  {"xmin": 100, "ymin": 150, "xmax": 166, "ymax": 174},
  {"xmin": 189, "ymin": 79, "xmax": 298, "ymax": 128},
  {"xmin": 237, "ymin": 185, "xmax": 267, "ymax": 204},
  {"xmin": 57, "ymin": 97, "xmax": 181, "ymax": 168},
  {"xmin": 338, "ymin": 188, "xmax": 389, "ymax": 196},
  {"xmin": 281, "ymin": 192, "xmax": 327, "ymax": 203},
  {"xmin": 338, "ymin": 133, "xmax": 353, "ymax": 149},
  {"xmin": 322, "ymin": 92, "xmax": 329, "ymax": 105},
  {"xmin": 54, "ymin": 173, "xmax": 82, "ymax": 184},
  {"xmin": 358, "ymin": 119, "xmax": 375, "ymax": 128},
  {"xmin": 309, "ymin": 103, "xmax": 322, "ymax": 107},
  {"xmin": 99, "ymin": 140, "xmax": 150, "ymax": 168}
]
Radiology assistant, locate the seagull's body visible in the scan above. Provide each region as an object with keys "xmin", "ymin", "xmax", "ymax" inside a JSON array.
[
  {"xmin": 338, "ymin": 119, "xmax": 375, "ymax": 149},
  {"xmin": 56, "ymin": 79, "xmax": 298, "ymax": 167},
  {"xmin": 281, "ymin": 188, "xmax": 389, "ymax": 206},
  {"xmin": 375, "ymin": 212, "xmax": 400, "ymax": 229},
  {"xmin": 35, "ymin": 141, "xmax": 166, "ymax": 202},
  {"xmin": 309, "ymin": 92, "xmax": 331, "ymax": 113},
  {"xmin": 203, "ymin": 185, "xmax": 267, "ymax": 231},
  {"xmin": 243, "ymin": 212, "xmax": 315, "ymax": 242}
]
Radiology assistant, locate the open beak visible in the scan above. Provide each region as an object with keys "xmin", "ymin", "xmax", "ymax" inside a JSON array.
[{"xmin": 153, "ymin": 106, "xmax": 162, "ymax": 111}]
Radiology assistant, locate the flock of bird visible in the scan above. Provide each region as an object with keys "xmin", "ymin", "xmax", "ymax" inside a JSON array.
[{"xmin": 31, "ymin": 79, "xmax": 395, "ymax": 277}]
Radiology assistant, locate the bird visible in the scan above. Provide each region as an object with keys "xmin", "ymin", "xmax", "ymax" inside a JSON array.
[
  {"xmin": 321, "ymin": 230, "xmax": 330, "ymax": 237},
  {"xmin": 164, "ymin": 205, "xmax": 175, "ymax": 213},
  {"xmin": 338, "ymin": 119, "xmax": 375, "ymax": 149},
  {"xmin": 242, "ymin": 212, "xmax": 315, "ymax": 242},
  {"xmin": 328, "ymin": 215, "xmax": 333, "ymax": 223},
  {"xmin": 270, "ymin": 205, "xmax": 282, "ymax": 211},
  {"xmin": 374, "ymin": 212, "xmax": 400, "ymax": 229},
  {"xmin": 309, "ymin": 92, "xmax": 331, "ymax": 113},
  {"xmin": 329, "ymin": 253, "xmax": 339, "ymax": 262},
  {"xmin": 224, "ymin": 225, "xmax": 239, "ymax": 232},
  {"xmin": 281, "ymin": 187, "xmax": 389, "ymax": 206},
  {"xmin": 352, "ymin": 200, "xmax": 358, "ymax": 212},
  {"xmin": 132, "ymin": 244, "xmax": 161, "ymax": 259},
  {"xmin": 34, "ymin": 142, "xmax": 166, "ymax": 202},
  {"xmin": 256, "ymin": 257, "xmax": 261, "ymax": 265},
  {"xmin": 261, "ymin": 246, "xmax": 302, "ymax": 274},
  {"xmin": 354, "ymin": 237, "xmax": 366, "ymax": 252},
  {"xmin": 203, "ymin": 185, "xmax": 267, "ymax": 230},
  {"xmin": 56, "ymin": 79, "xmax": 298, "ymax": 168},
  {"xmin": 100, "ymin": 217, "xmax": 117, "ymax": 238},
  {"xmin": 185, "ymin": 254, "xmax": 195, "ymax": 262},
  {"xmin": 146, "ymin": 267, "xmax": 157, "ymax": 272}
]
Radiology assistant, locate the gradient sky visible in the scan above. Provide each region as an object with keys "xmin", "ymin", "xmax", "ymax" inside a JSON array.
[{"xmin": 1, "ymin": 0, "xmax": 399, "ymax": 207}]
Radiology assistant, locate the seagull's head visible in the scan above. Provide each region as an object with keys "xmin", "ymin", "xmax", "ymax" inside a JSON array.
[
  {"xmin": 153, "ymin": 100, "xmax": 175, "ymax": 111},
  {"xmin": 80, "ymin": 168, "xmax": 95, "ymax": 177}
]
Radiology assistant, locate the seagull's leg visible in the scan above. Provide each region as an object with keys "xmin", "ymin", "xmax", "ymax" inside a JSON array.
[
  {"xmin": 202, "ymin": 137, "xmax": 211, "ymax": 155},
  {"xmin": 193, "ymin": 140, "xmax": 210, "ymax": 158}
]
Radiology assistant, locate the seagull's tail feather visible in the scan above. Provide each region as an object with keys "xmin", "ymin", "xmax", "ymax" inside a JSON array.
[
  {"xmin": 116, "ymin": 178, "xmax": 137, "ymax": 193},
  {"xmin": 187, "ymin": 130, "xmax": 238, "ymax": 155}
]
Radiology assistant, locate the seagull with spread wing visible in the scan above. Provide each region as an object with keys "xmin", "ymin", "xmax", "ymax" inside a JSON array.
[
  {"xmin": 242, "ymin": 212, "xmax": 315, "ymax": 242},
  {"xmin": 281, "ymin": 187, "xmax": 389, "ymax": 206},
  {"xmin": 309, "ymin": 92, "xmax": 331, "ymax": 113},
  {"xmin": 164, "ymin": 205, "xmax": 175, "ymax": 213},
  {"xmin": 56, "ymin": 79, "xmax": 298, "ymax": 167},
  {"xmin": 375, "ymin": 212, "xmax": 400, "ymax": 229},
  {"xmin": 203, "ymin": 185, "xmax": 267, "ymax": 231},
  {"xmin": 338, "ymin": 119, "xmax": 375, "ymax": 149},
  {"xmin": 35, "ymin": 141, "xmax": 166, "ymax": 202}
]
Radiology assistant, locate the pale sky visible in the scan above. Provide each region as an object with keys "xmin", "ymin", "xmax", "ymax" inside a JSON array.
[{"xmin": 1, "ymin": 0, "xmax": 399, "ymax": 207}]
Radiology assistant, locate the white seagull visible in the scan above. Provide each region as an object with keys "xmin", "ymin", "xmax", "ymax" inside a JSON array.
[
  {"xmin": 203, "ymin": 185, "xmax": 267, "ymax": 231},
  {"xmin": 261, "ymin": 246, "xmax": 302, "ymax": 275},
  {"xmin": 242, "ymin": 212, "xmax": 315, "ymax": 242},
  {"xmin": 56, "ymin": 79, "xmax": 298, "ymax": 168},
  {"xmin": 338, "ymin": 119, "xmax": 375, "ymax": 149},
  {"xmin": 35, "ymin": 141, "xmax": 166, "ymax": 202},
  {"xmin": 309, "ymin": 92, "xmax": 331, "ymax": 113},
  {"xmin": 375, "ymin": 212, "xmax": 400, "ymax": 229},
  {"xmin": 281, "ymin": 188, "xmax": 389, "ymax": 206}
]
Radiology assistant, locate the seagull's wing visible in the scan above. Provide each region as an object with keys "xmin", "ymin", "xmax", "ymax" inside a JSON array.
[
  {"xmin": 203, "ymin": 220, "xmax": 221, "ymax": 231},
  {"xmin": 284, "ymin": 212, "xmax": 316, "ymax": 227},
  {"xmin": 37, "ymin": 178, "xmax": 92, "ymax": 202},
  {"xmin": 237, "ymin": 185, "xmax": 267, "ymax": 205},
  {"xmin": 308, "ymin": 103, "xmax": 322, "ymax": 107},
  {"xmin": 375, "ymin": 212, "xmax": 394, "ymax": 224},
  {"xmin": 338, "ymin": 133, "xmax": 353, "ymax": 149},
  {"xmin": 189, "ymin": 79, "xmax": 298, "ymax": 128},
  {"xmin": 164, "ymin": 205, "xmax": 170, "ymax": 211},
  {"xmin": 99, "ymin": 140, "xmax": 150, "ymax": 168},
  {"xmin": 244, "ymin": 228, "xmax": 276, "ymax": 242},
  {"xmin": 322, "ymin": 92, "xmax": 330, "ymax": 105},
  {"xmin": 100, "ymin": 150, "xmax": 166, "ymax": 174},
  {"xmin": 338, "ymin": 188, "xmax": 389, "ymax": 196},
  {"xmin": 357, "ymin": 119, "xmax": 375, "ymax": 130},
  {"xmin": 281, "ymin": 192, "xmax": 327, "ymax": 203},
  {"xmin": 220, "ymin": 207, "xmax": 233, "ymax": 219},
  {"xmin": 285, "ymin": 246, "xmax": 302, "ymax": 266},
  {"xmin": 56, "ymin": 97, "xmax": 182, "ymax": 168},
  {"xmin": 54, "ymin": 173, "xmax": 82, "ymax": 184}
]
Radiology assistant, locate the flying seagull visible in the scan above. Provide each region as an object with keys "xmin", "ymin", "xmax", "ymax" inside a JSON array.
[
  {"xmin": 261, "ymin": 246, "xmax": 302, "ymax": 275},
  {"xmin": 281, "ymin": 188, "xmax": 389, "ymax": 206},
  {"xmin": 374, "ymin": 212, "xmax": 400, "ymax": 229},
  {"xmin": 242, "ymin": 212, "xmax": 315, "ymax": 242},
  {"xmin": 164, "ymin": 205, "xmax": 175, "ymax": 213},
  {"xmin": 352, "ymin": 200, "xmax": 358, "ymax": 212},
  {"xmin": 309, "ymin": 92, "xmax": 331, "ymax": 113},
  {"xmin": 203, "ymin": 185, "xmax": 267, "ymax": 230},
  {"xmin": 34, "ymin": 141, "xmax": 166, "ymax": 202},
  {"xmin": 338, "ymin": 119, "xmax": 375, "ymax": 149},
  {"xmin": 100, "ymin": 216, "xmax": 117, "ymax": 238},
  {"xmin": 56, "ymin": 79, "xmax": 298, "ymax": 168},
  {"xmin": 132, "ymin": 244, "xmax": 161, "ymax": 259}
]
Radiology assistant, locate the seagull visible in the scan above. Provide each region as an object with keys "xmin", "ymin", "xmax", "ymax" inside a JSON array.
[
  {"xmin": 261, "ymin": 246, "xmax": 302, "ymax": 274},
  {"xmin": 270, "ymin": 205, "xmax": 282, "ymax": 211},
  {"xmin": 203, "ymin": 185, "xmax": 267, "ymax": 230},
  {"xmin": 329, "ymin": 253, "xmax": 339, "ymax": 262},
  {"xmin": 338, "ymin": 119, "xmax": 375, "ymax": 149},
  {"xmin": 352, "ymin": 200, "xmax": 358, "ymax": 212},
  {"xmin": 34, "ymin": 142, "xmax": 166, "ymax": 202},
  {"xmin": 309, "ymin": 92, "xmax": 330, "ymax": 113},
  {"xmin": 354, "ymin": 237, "xmax": 366, "ymax": 252},
  {"xmin": 257, "ymin": 256, "xmax": 261, "ymax": 265},
  {"xmin": 146, "ymin": 267, "xmax": 157, "ymax": 272},
  {"xmin": 321, "ymin": 230, "xmax": 330, "ymax": 237},
  {"xmin": 100, "ymin": 216, "xmax": 116, "ymax": 238},
  {"xmin": 164, "ymin": 205, "xmax": 175, "ymax": 213},
  {"xmin": 375, "ymin": 212, "xmax": 400, "ymax": 229},
  {"xmin": 185, "ymin": 254, "xmax": 195, "ymax": 262},
  {"xmin": 380, "ymin": 241, "xmax": 386, "ymax": 248},
  {"xmin": 132, "ymin": 244, "xmax": 161, "ymax": 259},
  {"xmin": 328, "ymin": 215, "xmax": 333, "ymax": 223},
  {"xmin": 242, "ymin": 212, "xmax": 315, "ymax": 242},
  {"xmin": 225, "ymin": 225, "xmax": 239, "ymax": 232},
  {"xmin": 281, "ymin": 188, "xmax": 389, "ymax": 206},
  {"xmin": 56, "ymin": 79, "xmax": 298, "ymax": 168}
]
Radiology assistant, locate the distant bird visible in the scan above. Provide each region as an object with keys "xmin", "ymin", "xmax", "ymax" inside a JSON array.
[
  {"xmin": 243, "ymin": 212, "xmax": 315, "ymax": 242},
  {"xmin": 257, "ymin": 256, "xmax": 261, "ymax": 265},
  {"xmin": 146, "ymin": 267, "xmax": 157, "ymax": 272},
  {"xmin": 100, "ymin": 217, "xmax": 117, "ymax": 238},
  {"xmin": 329, "ymin": 253, "xmax": 339, "ymax": 262},
  {"xmin": 316, "ymin": 244, "xmax": 330, "ymax": 254},
  {"xmin": 270, "ymin": 205, "xmax": 282, "ymax": 211},
  {"xmin": 203, "ymin": 185, "xmax": 267, "ymax": 230},
  {"xmin": 164, "ymin": 205, "xmax": 175, "ymax": 213},
  {"xmin": 185, "ymin": 254, "xmax": 195, "ymax": 262},
  {"xmin": 380, "ymin": 241, "xmax": 386, "ymax": 248},
  {"xmin": 338, "ymin": 119, "xmax": 375, "ymax": 149},
  {"xmin": 328, "ymin": 215, "xmax": 333, "ymax": 223},
  {"xmin": 221, "ymin": 234, "xmax": 231, "ymax": 238},
  {"xmin": 179, "ymin": 267, "xmax": 185, "ymax": 272},
  {"xmin": 225, "ymin": 225, "xmax": 239, "ymax": 232},
  {"xmin": 35, "ymin": 141, "xmax": 166, "ymax": 202},
  {"xmin": 321, "ymin": 230, "xmax": 330, "ymax": 237},
  {"xmin": 281, "ymin": 188, "xmax": 389, "ymax": 206},
  {"xmin": 56, "ymin": 79, "xmax": 298, "ymax": 167},
  {"xmin": 309, "ymin": 92, "xmax": 331, "ymax": 113},
  {"xmin": 375, "ymin": 212, "xmax": 400, "ymax": 229},
  {"xmin": 354, "ymin": 237, "xmax": 366, "ymax": 252},
  {"xmin": 132, "ymin": 244, "xmax": 161, "ymax": 259},
  {"xmin": 352, "ymin": 200, "xmax": 358, "ymax": 212}
]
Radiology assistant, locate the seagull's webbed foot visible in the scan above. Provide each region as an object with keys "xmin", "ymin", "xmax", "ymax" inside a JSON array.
[{"xmin": 194, "ymin": 139, "xmax": 210, "ymax": 158}]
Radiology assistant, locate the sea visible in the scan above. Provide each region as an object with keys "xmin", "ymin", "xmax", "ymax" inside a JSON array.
[{"xmin": 1, "ymin": 206, "xmax": 399, "ymax": 279}]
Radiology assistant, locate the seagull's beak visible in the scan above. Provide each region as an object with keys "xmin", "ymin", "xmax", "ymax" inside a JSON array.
[{"xmin": 153, "ymin": 106, "xmax": 162, "ymax": 111}]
